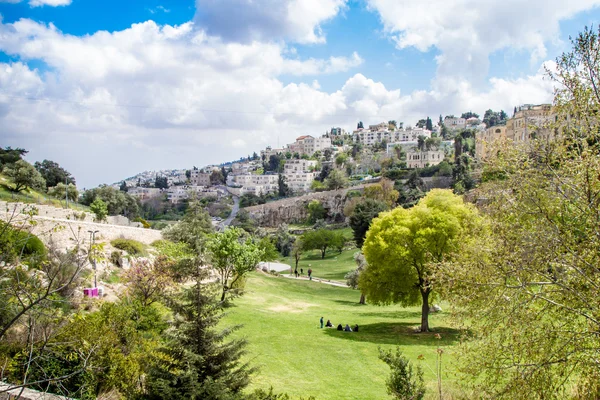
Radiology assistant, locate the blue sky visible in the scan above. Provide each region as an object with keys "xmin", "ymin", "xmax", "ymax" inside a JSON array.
[{"xmin": 0, "ymin": 0, "xmax": 599, "ymax": 187}]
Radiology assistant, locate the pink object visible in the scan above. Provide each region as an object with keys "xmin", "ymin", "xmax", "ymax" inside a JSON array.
[{"xmin": 83, "ymin": 287, "xmax": 99, "ymax": 298}]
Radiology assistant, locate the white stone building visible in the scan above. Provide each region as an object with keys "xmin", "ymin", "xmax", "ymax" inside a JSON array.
[
  {"xmin": 128, "ymin": 187, "xmax": 162, "ymax": 201},
  {"xmin": 444, "ymin": 116, "xmax": 467, "ymax": 130},
  {"xmin": 406, "ymin": 150, "xmax": 445, "ymax": 169}
]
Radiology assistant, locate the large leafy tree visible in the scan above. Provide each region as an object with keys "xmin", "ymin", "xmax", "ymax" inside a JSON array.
[
  {"xmin": 445, "ymin": 26, "xmax": 600, "ymax": 397},
  {"xmin": 48, "ymin": 182, "xmax": 78, "ymax": 202},
  {"xmin": 4, "ymin": 160, "xmax": 46, "ymax": 192},
  {"xmin": 360, "ymin": 189, "xmax": 478, "ymax": 332},
  {"xmin": 0, "ymin": 146, "xmax": 27, "ymax": 171},
  {"xmin": 34, "ymin": 159, "xmax": 75, "ymax": 189}
]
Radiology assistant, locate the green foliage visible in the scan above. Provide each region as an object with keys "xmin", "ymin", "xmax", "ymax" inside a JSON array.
[
  {"xmin": 360, "ymin": 190, "xmax": 479, "ymax": 332},
  {"xmin": 110, "ymin": 250, "xmax": 122, "ymax": 267},
  {"xmin": 133, "ymin": 216, "xmax": 151, "ymax": 228},
  {"xmin": 444, "ymin": 27, "xmax": 600, "ymax": 397},
  {"xmin": 0, "ymin": 146, "xmax": 27, "ymax": 171},
  {"xmin": 47, "ymin": 182, "xmax": 78, "ymax": 202},
  {"xmin": 435, "ymin": 161, "xmax": 453, "ymax": 177},
  {"xmin": 90, "ymin": 198, "xmax": 108, "ymax": 221},
  {"xmin": 379, "ymin": 348, "xmax": 425, "ymax": 400},
  {"xmin": 4, "ymin": 160, "xmax": 46, "ymax": 192},
  {"xmin": 162, "ymin": 199, "xmax": 213, "ymax": 251},
  {"xmin": 110, "ymin": 238, "xmax": 146, "ymax": 256},
  {"xmin": 145, "ymin": 279, "xmax": 253, "ymax": 399},
  {"xmin": 33, "ymin": 159, "xmax": 75, "ymax": 189},
  {"xmin": 306, "ymin": 199, "xmax": 326, "ymax": 223},
  {"xmin": 81, "ymin": 185, "xmax": 139, "ymax": 218},
  {"xmin": 0, "ymin": 222, "xmax": 46, "ymax": 265},
  {"xmin": 257, "ymin": 236, "xmax": 279, "ymax": 261},
  {"xmin": 324, "ymin": 169, "xmax": 348, "ymax": 190},
  {"xmin": 348, "ymin": 199, "xmax": 387, "ymax": 248},
  {"xmin": 207, "ymin": 227, "xmax": 264, "ymax": 300},
  {"xmin": 240, "ymin": 193, "xmax": 266, "ymax": 208},
  {"xmin": 274, "ymin": 224, "xmax": 293, "ymax": 257},
  {"xmin": 302, "ymin": 229, "xmax": 346, "ymax": 259},
  {"xmin": 154, "ymin": 176, "xmax": 168, "ymax": 189},
  {"xmin": 278, "ymin": 174, "xmax": 290, "ymax": 197}
]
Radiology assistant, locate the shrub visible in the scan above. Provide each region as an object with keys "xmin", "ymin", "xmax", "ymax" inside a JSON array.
[
  {"xmin": 379, "ymin": 347, "xmax": 425, "ymax": 400},
  {"xmin": 110, "ymin": 250, "xmax": 123, "ymax": 267},
  {"xmin": 0, "ymin": 222, "xmax": 46, "ymax": 265},
  {"xmin": 133, "ymin": 216, "xmax": 151, "ymax": 229},
  {"xmin": 110, "ymin": 238, "xmax": 146, "ymax": 256}
]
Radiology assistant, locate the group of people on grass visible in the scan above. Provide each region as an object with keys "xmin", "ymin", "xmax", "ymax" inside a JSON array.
[
  {"xmin": 294, "ymin": 267, "xmax": 313, "ymax": 280},
  {"xmin": 320, "ymin": 317, "xmax": 358, "ymax": 332}
]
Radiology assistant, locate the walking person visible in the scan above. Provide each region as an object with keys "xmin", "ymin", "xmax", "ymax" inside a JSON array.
[
  {"xmin": 308, "ymin": 268, "xmax": 312, "ymax": 280},
  {"xmin": 294, "ymin": 268, "xmax": 298, "ymax": 278},
  {"xmin": 320, "ymin": 317, "xmax": 324, "ymax": 329},
  {"xmin": 300, "ymin": 268, "xmax": 303, "ymax": 276}
]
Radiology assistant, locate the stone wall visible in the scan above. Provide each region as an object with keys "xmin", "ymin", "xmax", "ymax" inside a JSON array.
[
  {"xmin": 244, "ymin": 187, "xmax": 366, "ymax": 227},
  {"xmin": 0, "ymin": 202, "xmax": 162, "ymax": 250}
]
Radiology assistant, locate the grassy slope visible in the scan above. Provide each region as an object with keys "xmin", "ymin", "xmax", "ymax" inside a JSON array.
[
  {"xmin": 0, "ymin": 175, "xmax": 88, "ymax": 211},
  {"xmin": 278, "ymin": 248, "xmax": 358, "ymax": 282},
  {"xmin": 224, "ymin": 271, "xmax": 460, "ymax": 400}
]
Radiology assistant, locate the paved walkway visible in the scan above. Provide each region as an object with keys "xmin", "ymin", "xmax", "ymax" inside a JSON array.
[{"xmin": 280, "ymin": 273, "xmax": 348, "ymax": 287}]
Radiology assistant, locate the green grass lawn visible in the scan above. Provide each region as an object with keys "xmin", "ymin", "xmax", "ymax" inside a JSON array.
[
  {"xmin": 0, "ymin": 175, "xmax": 88, "ymax": 211},
  {"xmin": 278, "ymin": 248, "xmax": 358, "ymax": 282},
  {"xmin": 223, "ymin": 272, "xmax": 461, "ymax": 400}
]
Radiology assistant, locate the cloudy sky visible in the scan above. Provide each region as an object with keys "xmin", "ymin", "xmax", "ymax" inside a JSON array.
[{"xmin": 0, "ymin": 0, "xmax": 599, "ymax": 188}]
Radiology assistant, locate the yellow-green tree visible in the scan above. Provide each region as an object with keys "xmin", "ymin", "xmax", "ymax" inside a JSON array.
[
  {"xmin": 444, "ymin": 26, "xmax": 600, "ymax": 397},
  {"xmin": 360, "ymin": 189, "xmax": 478, "ymax": 332}
]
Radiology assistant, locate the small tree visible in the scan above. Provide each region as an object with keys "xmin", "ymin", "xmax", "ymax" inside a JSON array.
[
  {"xmin": 302, "ymin": 229, "xmax": 345, "ymax": 259},
  {"xmin": 48, "ymin": 182, "xmax": 78, "ymax": 202},
  {"xmin": 4, "ymin": 160, "xmax": 46, "ymax": 192},
  {"xmin": 292, "ymin": 238, "xmax": 303, "ymax": 272},
  {"xmin": 123, "ymin": 256, "xmax": 174, "ymax": 307},
  {"xmin": 306, "ymin": 199, "xmax": 326, "ymax": 223},
  {"xmin": 325, "ymin": 169, "xmax": 348, "ymax": 190},
  {"xmin": 90, "ymin": 198, "xmax": 108, "ymax": 222},
  {"xmin": 349, "ymin": 199, "xmax": 387, "ymax": 248},
  {"xmin": 207, "ymin": 227, "xmax": 263, "ymax": 301},
  {"xmin": 379, "ymin": 348, "xmax": 425, "ymax": 400},
  {"xmin": 163, "ymin": 199, "xmax": 213, "ymax": 251}
]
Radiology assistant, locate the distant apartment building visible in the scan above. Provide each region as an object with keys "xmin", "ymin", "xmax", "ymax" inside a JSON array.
[
  {"xmin": 261, "ymin": 146, "xmax": 285, "ymax": 159},
  {"xmin": 406, "ymin": 149, "xmax": 445, "ymax": 169},
  {"xmin": 505, "ymin": 104, "xmax": 555, "ymax": 142},
  {"xmin": 190, "ymin": 170, "xmax": 211, "ymax": 186},
  {"xmin": 283, "ymin": 159, "xmax": 318, "ymax": 193},
  {"xmin": 284, "ymin": 159, "xmax": 317, "ymax": 174},
  {"xmin": 329, "ymin": 127, "xmax": 346, "ymax": 137},
  {"xmin": 128, "ymin": 187, "xmax": 162, "ymax": 201},
  {"xmin": 228, "ymin": 174, "xmax": 279, "ymax": 195},
  {"xmin": 389, "ymin": 128, "xmax": 432, "ymax": 142},
  {"xmin": 288, "ymin": 135, "xmax": 332, "ymax": 156},
  {"xmin": 444, "ymin": 116, "xmax": 467, "ymax": 130},
  {"xmin": 476, "ymin": 125, "xmax": 507, "ymax": 160},
  {"xmin": 475, "ymin": 104, "xmax": 556, "ymax": 160},
  {"xmin": 167, "ymin": 185, "xmax": 218, "ymax": 204}
]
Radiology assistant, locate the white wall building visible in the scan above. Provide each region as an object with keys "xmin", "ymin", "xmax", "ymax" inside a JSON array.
[
  {"xmin": 128, "ymin": 187, "xmax": 162, "ymax": 200},
  {"xmin": 406, "ymin": 150, "xmax": 445, "ymax": 169},
  {"xmin": 444, "ymin": 116, "xmax": 467, "ymax": 130}
]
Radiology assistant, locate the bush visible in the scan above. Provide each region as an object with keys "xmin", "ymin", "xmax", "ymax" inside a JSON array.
[
  {"xmin": 110, "ymin": 250, "xmax": 123, "ymax": 267},
  {"xmin": 133, "ymin": 216, "xmax": 151, "ymax": 229},
  {"xmin": 110, "ymin": 238, "xmax": 146, "ymax": 256},
  {"xmin": 379, "ymin": 347, "xmax": 425, "ymax": 400},
  {"xmin": 0, "ymin": 222, "xmax": 47, "ymax": 265}
]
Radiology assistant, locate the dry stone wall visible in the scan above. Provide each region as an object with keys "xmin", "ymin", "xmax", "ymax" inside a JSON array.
[
  {"xmin": 244, "ymin": 187, "xmax": 366, "ymax": 227},
  {"xmin": 0, "ymin": 201, "xmax": 162, "ymax": 250}
]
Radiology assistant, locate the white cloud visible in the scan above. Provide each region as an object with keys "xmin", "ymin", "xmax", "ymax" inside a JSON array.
[
  {"xmin": 194, "ymin": 0, "xmax": 346, "ymax": 44},
  {"xmin": 29, "ymin": 0, "xmax": 71, "ymax": 7},
  {"xmin": 366, "ymin": 0, "xmax": 600, "ymax": 84},
  {"xmin": 0, "ymin": 18, "xmax": 556, "ymax": 189},
  {"xmin": 0, "ymin": 0, "xmax": 71, "ymax": 6}
]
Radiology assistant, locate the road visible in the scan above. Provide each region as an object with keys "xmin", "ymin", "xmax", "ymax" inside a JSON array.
[{"xmin": 220, "ymin": 191, "xmax": 239, "ymax": 229}]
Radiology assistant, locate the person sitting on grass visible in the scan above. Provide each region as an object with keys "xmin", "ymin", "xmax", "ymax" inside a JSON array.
[
  {"xmin": 353, "ymin": 324, "xmax": 359, "ymax": 332},
  {"xmin": 337, "ymin": 324, "xmax": 343, "ymax": 331},
  {"xmin": 326, "ymin": 319, "xmax": 333, "ymax": 328},
  {"xmin": 344, "ymin": 324, "xmax": 352, "ymax": 332}
]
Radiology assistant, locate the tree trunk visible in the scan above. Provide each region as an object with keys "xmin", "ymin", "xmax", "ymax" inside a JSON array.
[
  {"xmin": 359, "ymin": 293, "xmax": 366, "ymax": 304},
  {"xmin": 221, "ymin": 286, "xmax": 227, "ymax": 302},
  {"xmin": 321, "ymin": 248, "xmax": 326, "ymax": 259},
  {"xmin": 420, "ymin": 288, "xmax": 430, "ymax": 332}
]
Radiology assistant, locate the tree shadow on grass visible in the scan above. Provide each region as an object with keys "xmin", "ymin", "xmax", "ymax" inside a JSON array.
[
  {"xmin": 357, "ymin": 310, "xmax": 423, "ymax": 319},
  {"xmin": 322, "ymin": 322, "xmax": 461, "ymax": 346}
]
